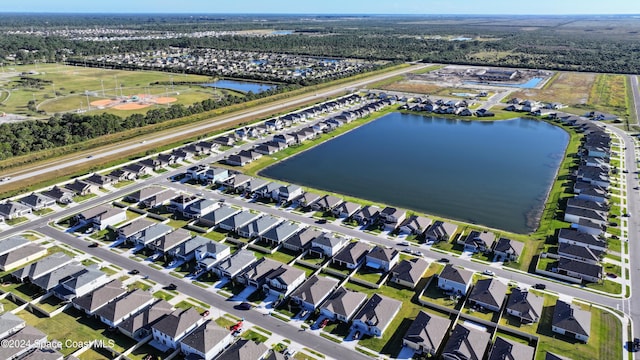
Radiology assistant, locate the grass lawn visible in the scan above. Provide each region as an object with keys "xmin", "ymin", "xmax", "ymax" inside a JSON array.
[
  {"xmin": 152, "ymin": 290, "xmax": 175, "ymax": 302},
  {"xmin": 5, "ymin": 216, "xmax": 28, "ymax": 226},
  {"xmin": 353, "ymin": 267, "xmax": 385, "ymax": 285},
  {"xmin": 0, "ymin": 297, "xmax": 21, "ymax": 312},
  {"xmin": 196, "ymin": 271, "xmax": 219, "ymax": 285},
  {"xmin": 112, "ymin": 180, "xmax": 135, "ymax": 189},
  {"xmin": 241, "ymin": 329, "xmax": 269, "ymax": 343},
  {"xmin": 73, "ymin": 193, "xmax": 98, "ymax": 203},
  {"xmin": 323, "ymin": 320, "xmax": 351, "ymax": 338},
  {"xmin": 215, "ymin": 316, "xmax": 236, "ymax": 329},
  {"xmin": 203, "ymin": 230, "xmax": 227, "ymax": 241},
  {"xmin": 291, "ymin": 263, "xmax": 316, "ymax": 277},
  {"xmin": 266, "ymin": 248, "xmax": 298, "ymax": 264},
  {"xmin": 17, "ymin": 307, "xmax": 136, "ymax": 356},
  {"xmin": 36, "ymin": 296, "xmax": 64, "ymax": 312},
  {"xmin": 607, "ymin": 238, "xmax": 622, "ymax": 253},
  {"xmin": 175, "ymin": 300, "xmax": 206, "ymax": 314},
  {"xmin": 77, "ymin": 348, "xmax": 111, "ymax": 360},
  {"xmin": 127, "ymin": 281, "xmax": 151, "ymax": 292},
  {"xmin": 584, "ymin": 280, "xmax": 622, "ymax": 294},
  {"xmin": 126, "ymin": 343, "xmax": 170, "ymax": 360},
  {"xmin": 33, "ymin": 208, "xmax": 54, "ymax": 216},
  {"xmin": 419, "ymin": 279, "xmax": 463, "ymax": 310}
]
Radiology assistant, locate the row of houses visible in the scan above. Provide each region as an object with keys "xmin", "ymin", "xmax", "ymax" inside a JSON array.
[{"xmin": 0, "ymin": 312, "xmax": 65, "ymax": 360}]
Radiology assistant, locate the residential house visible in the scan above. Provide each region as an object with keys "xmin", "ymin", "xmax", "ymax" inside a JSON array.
[
  {"xmin": 310, "ymin": 195, "xmax": 343, "ymax": 212},
  {"xmin": 437, "ymin": 264, "xmax": 473, "ymax": 296},
  {"xmin": 0, "ymin": 242, "xmax": 47, "ymax": 271},
  {"xmin": 390, "ymin": 258, "xmax": 429, "ymax": 289},
  {"xmin": 118, "ymin": 300, "xmax": 174, "ymax": 339},
  {"xmin": 459, "ymin": 230, "xmax": 495, "ymax": 253},
  {"xmin": 365, "ymin": 245, "xmax": 399, "ymax": 272},
  {"xmin": 213, "ymin": 249, "xmax": 257, "ymax": 280},
  {"xmin": 488, "ymin": 336, "xmax": 535, "ymax": 360},
  {"xmin": 151, "ymin": 307, "xmax": 205, "ymax": 350},
  {"xmin": 255, "ymin": 182, "xmax": 284, "ymax": 200},
  {"xmin": 564, "ymin": 207, "xmax": 607, "ymax": 227},
  {"xmin": 126, "ymin": 186, "xmax": 170, "ymax": 207},
  {"xmin": 379, "ymin": 207, "xmax": 406, "ymax": 225},
  {"xmin": 283, "ymin": 227, "xmax": 322, "ymax": 252},
  {"xmin": 128, "ymin": 223, "xmax": 174, "ymax": 247},
  {"xmin": 492, "ymin": 237, "xmax": 524, "ymax": 262},
  {"xmin": 398, "ymin": 215, "xmax": 432, "ymax": 235},
  {"xmin": 240, "ymin": 258, "xmax": 306, "ymax": 297},
  {"xmin": 557, "ymin": 229, "xmax": 607, "ymax": 252},
  {"xmin": 332, "ymin": 242, "xmax": 371, "ymax": 269},
  {"xmin": 0, "ymin": 201, "xmax": 32, "ymax": 220},
  {"xmin": 237, "ymin": 215, "xmax": 282, "ymax": 239},
  {"xmin": 179, "ymin": 320, "xmax": 234, "ymax": 360},
  {"xmin": 558, "ymin": 243, "xmax": 602, "ymax": 265},
  {"xmin": 198, "ymin": 206, "xmax": 240, "ymax": 228},
  {"xmin": 52, "ymin": 265, "xmax": 110, "ymax": 300},
  {"xmin": 72, "ymin": 279, "xmax": 126, "ymax": 315},
  {"xmin": 215, "ymin": 339, "xmax": 269, "ymax": 360},
  {"xmin": 352, "ymin": 294, "xmax": 402, "ymax": 337},
  {"xmin": 441, "ymin": 323, "xmax": 491, "ymax": 360},
  {"xmin": 402, "ymin": 311, "xmax": 452, "ymax": 356},
  {"xmin": 157, "ymin": 153, "xmax": 177, "ymax": 166},
  {"xmin": 108, "ymin": 168, "xmax": 136, "ymax": 181},
  {"xmin": 18, "ymin": 192, "xmax": 56, "ymax": 210},
  {"xmin": 169, "ymin": 236, "xmax": 211, "ymax": 262},
  {"xmin": 261, "ymin": 221, "xmax": 300, "ymax": 245},
  {"xmin": 122, "ymin": 163, "xmax": 151, "ymax": 177},
  {"xmin": 296, "ymin": 192, "xmax": 321, "ymax": 209},
  {"xmin": 331, "ymin": 201, "xmax": 361, "ymax": 219},
  {"xmin": 320, "ymin": 287, "xmax": 367, "ymax": 323},
  {"xmin": 84, "ymin": 173, "xmax": 118, "ymax": 187},
  {"xmin": 95, "ymin": 289, "xmax": 155, "ymax": 327},
  {"xmin": 183, "ymin": 199, "xmax": 219, "ymax": 219},
  {"xmin": 31, "ymin": 262, "xmax": 85, "ymax": 292},
  {"xmin": 554, "ymin": 257, "xmax": 602, "ymax": 283},
  {"xmin": 552, "ymin": 300, "xmax": 591, "ymax": 342},
  {"xmin": 571, "ymin": 218, "xmax": 605, "ymax": 236},
  {"xmin": 506, "ymin": 289, "xmax": 544, "ymax": 323},
  {"xmin": 117, "ymin": 218, "xmax": 156, "ymax": 242},
  {"xmin": 467, "ymin": 278, "xmax": 507, "ymax": 312},
  {"xmin": 169, "ymin": 194, "xmax": 200, "ymax": 213},
  {"xmin": 353, "ymin": 205, "xmax": 381, "ymax": 225},
  {"xmin": 223, "ymin": 174, "xmax": 252, "ymax": 192},
  {"xmin": 64, "ymin": 180, "xmax": 98, "ymax": 196},
  {"xmin": 309, "ymin": 233, "xmax": 347, "ymax": 258},
  {"xmin": 11, "ymin": 252, "xmax": 73, "ymax": 282},
  {"xmin": 205, "ymin": 167, "xmax": 231, "ymax": 184},
  {"xmin": 273, "ymin": 134, "xmax": 296, "ymax": 145},
  {"xmin": 148, "ymin": 228, "xmax": 192, "ymax": 254},
  {"xmin": 0, "ymin": 326, "xmax": 48, "ymax": 360},
  {"xmin": 75, "ymin": 205, "xmax": 126, "ymax": 230},
  {"xmin": 240, "ymin": 178, "xmax": 270, "ymax": 195},
  {"xmin": 41, "ymin": 186, "xmax": 75, "ymax": 204},
  {"xmin": 566, "ymin": 198, "xmax": 608, "ymax": 213},
  {"xmin": 195, "ymin": 241, "xmax": 231, "ymax": 271},
  {"xmin": 226, "ymin": 154, "xmax": 251, "ymax": 166},
  {"xmin": 290, "ymin": 275, "xmax": 339, "ymax": 311},
  {"xmin": 213, "ymin": 136, "xmax": 235, "ymax": 146},
  {"xmin": 278, "ymin": 184, "xmax": 303, "ymax": 203},
  {"xmin": 218, "ymin": 210, "xmax": 261, "ymax": 233}
]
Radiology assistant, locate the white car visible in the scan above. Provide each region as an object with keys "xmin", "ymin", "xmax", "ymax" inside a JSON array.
[{"xmin": 483, "ymin": 270, "xmax": 495, "ymax": 276}]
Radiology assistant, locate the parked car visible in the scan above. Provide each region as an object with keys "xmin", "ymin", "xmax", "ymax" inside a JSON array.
[
  {"xmin": 201, "ymin": 310, "xmax": 210, "ymax": 317},
  {"xmin": 438, "ymin": 258, "xmax": 450, "ymax": 263},
  {"xmin": 165, "ymin": 283, "xmax": 177, "ymax": 291},
  {"xmin": 129, "ymin": 269, "xmax": 140, "ymax": 275},
  {"xmin": 482, "ymin": 270, "xmax": 495, "ymax": 276},
  {"xmin": 606, "ymin": 272, "xmax": 618, "ymax": 278},
  {"xmin": 316, "ymin": 219, "xmax": 327, "ymax": 224},
  {"xmin": 236, "ymin": 302, "xmax": 252, "ymax": 310},
  {"xmin": 399, "ymin": 241, "xmax": 409, "ymax": 246},
  {"xmin": 413, "ymin": 250, "xmax": 423, "ymax": 256},
  {"xmin": 533, "ymin": 283, "xmax": 546, "ymax": 290},
  {"xmin": 88, "ymin": 242, "xmax": 100, "ymax": 248}
]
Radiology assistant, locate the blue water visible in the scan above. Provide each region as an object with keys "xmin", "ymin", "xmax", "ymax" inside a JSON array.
[
  {"xmin": 464, "ymin": 77, "xmax": 544, "ymax": 89},
  {"xmin": 201, "ymin": 80, "xmax": 276, "ymax": 93},
  {"xmin": 261, "ymin": 113, "xmax": 568, "ymax": 233},
  {"xmin": 273, "ymin": 30, "xmax": 294, "ymax": 35}
]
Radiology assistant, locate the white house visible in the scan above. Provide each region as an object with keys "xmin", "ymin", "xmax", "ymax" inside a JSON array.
[
  {"xmin": 151, "ymin": 308, "xmax": 205, "ymax": 350},
  {"xmin": 180, "ymin": 320, "xmax": 233, "ymax": 360},
  {"xmin": 437, "ymin": 264, "xmax": 473, "ymax": 296}
]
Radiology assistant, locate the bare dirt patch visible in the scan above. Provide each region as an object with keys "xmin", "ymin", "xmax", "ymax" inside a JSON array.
[
  {"xmin": 509, "ymin": 72, "xmax": 595, "ymax": 106},
  {"xmin": 153, "ymin": 97, "xmax": 178, "ymax": 104},
  {"xmin": 379, "ymin": 80, "xmax": 445, "ymax": 94},
  {"xmin": 90, "ymin": 99, "xmax": 116, "ymax": 107},
  {"xmin": 113, "ymin": 102, "xmax": 152, "ymax": 110}
]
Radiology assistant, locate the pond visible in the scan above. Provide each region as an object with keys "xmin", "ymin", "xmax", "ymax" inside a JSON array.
[
  {"xmin": 260, "ymin": 113, "xmax": 569, "ymax": 233},
  {"xmin": 201, "ymin": 80, "xmax": 276, "ymax": 93},
  {"xmin": 464, "ymin": 77, "xmax": 544, "ymax": 89}
]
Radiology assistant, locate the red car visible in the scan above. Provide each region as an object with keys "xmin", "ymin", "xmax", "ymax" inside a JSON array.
[{"xmin": 319, "ymin": 318, "xmax": 330, "ymax": 328}]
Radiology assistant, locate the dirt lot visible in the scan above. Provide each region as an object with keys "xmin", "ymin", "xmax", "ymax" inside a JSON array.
[{"xmin": 509, "ymin": 72, "xmax": 595, "ymax": 106}]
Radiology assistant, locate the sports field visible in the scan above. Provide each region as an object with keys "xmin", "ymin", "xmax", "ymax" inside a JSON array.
[{"xmin": 0, "ymin": 63, "xmax": 230, "ymax": 117}]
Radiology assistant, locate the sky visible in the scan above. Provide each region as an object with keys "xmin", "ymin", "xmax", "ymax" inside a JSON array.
[{"xmin": 2, "ymin": 0, "xmax": 640, "ymax": 15}]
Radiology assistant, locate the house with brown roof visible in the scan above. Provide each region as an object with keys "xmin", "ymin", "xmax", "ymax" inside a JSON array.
[
  {"xmin": 398, "ymin": 215, "xmax": 432, "ymax": 235},
  {"xmin": 65, "ymin": 180, "xmax": 98, "ymax": 196},
  {"xmin": 492, "ymin": 238, "xmax": 524, "ymax": 262},
  {"xmin": 320, "ymin": 287, "xmax": 367, "ymax": 323},
  {"xmin": 240, "ymin": 258, "xmax": 306, "ymax": 297},
  {"xmin": 352, "ymin": 205, "xmax": 381, "ymax": 225},
  {"xmin": 459, "ymin": 230, "xmax": 495, "ymax": 253},
  {"xmin": 216, "ymin": 339, "xmax": 269, "ymax": 360},
  {"xmin": 403, "ymin": 311, "xmax": 452, "ymax": 356},
  {"xmin": 283, "ymin": 227, "xmax": 322, "ymax": 252},
  {"xmin": 332, "ymin": 201, "xmax": 361, "ymax": 219}
]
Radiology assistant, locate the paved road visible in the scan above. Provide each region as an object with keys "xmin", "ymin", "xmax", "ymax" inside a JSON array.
[
  {"xmin": 0, "ymin": 64, "xmax": 429, "ymax": 187},
  {"xmin": 629, "ymin": 75, "xmax": 640, "ymax": 127},
  {"xmin": 34, "ymin": 226, "xmax": 370, "ymax": 360}
]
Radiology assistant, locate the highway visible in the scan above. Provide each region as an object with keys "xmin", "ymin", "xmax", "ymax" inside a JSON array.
[{"xmin": 0, "ymin": 63, "xmax": 429, "ymax": 188}]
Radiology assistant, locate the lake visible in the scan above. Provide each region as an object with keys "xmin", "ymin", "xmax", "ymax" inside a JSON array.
[
  {"xmin": 260, "ymin": 113, "xmax": 569, "ymax": 233},
  {"xmin": 464, "ymin": 77, "xmax": 544, "ymax": 89},
  {"xmin": 201, "ymin": 80, "xmax": 276, "ymax": 93}
]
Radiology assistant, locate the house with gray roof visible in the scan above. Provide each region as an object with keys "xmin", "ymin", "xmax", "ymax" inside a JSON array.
[
  {"xmin": 554, "ymin": 257, "xmax": 602, "ymax": 283},
  {"xmin": 53, "ymin": 265, "xmax": 110, "ymax": 300},
  {"xmin": 118, "ymin": 299, "xmax": 173, "ymax": 340},
  {"xmin": 42, "ymin": 185, "xmax": 75, "ymax": 204},
  {"xmin": 403, "ymin": 311, "xmax": 452, "ymax": 356},
  {"xmin": 198, "ymin": 206, "xmax": 240, "ymax": 228},
  {"xmin": 72, "ymin": 279, "xmax": 126, "ymax": 315},
  {"xmin": 438, "ymin": 264, "xmax": 474, "ymax": 296},
  {"xmin": 240, "ymin": 258, "xmax": 306, "ymax": 297},
  {"xmin": 0, "ymin": 235, "xmax": 29, "ymax": 256},
  {"xmin": 129, "ymin": 222, "xmax": 174, "ymax": 246},
  {"xmin": 148, "ymin": 228, "xmax": 192, "ymax": 254},
  {"xmin": 76, "ymin": 204, "xmax": 126, "ymax": 230},
  {"xmin": 219, "ymin": 210, "xmax": 262, "ymax": 233},
  {"xmin": 0, "ymin": 326, "xmax": 48, "ymax": 360},
  {"xmin": 170, "ymin": 194, "xmax": 200, "ymax": 212},
  {"xmin": 195, "ymin": 241, "xmax": 231, "ymax": 270},
  {"xmin": 320, "ymin": 287, "xmax": 367, "ymax": 323},
  {"xmin": 126, "ymin": 186, "xmax": 166, "ymax": 204},
  {"xmin": 398, "ymin": 215, "xmax": 432, "ymax": 235},
  {"xmin": 352, "ymin": 294, "xmax": 402, "ymax": 337},
  {"xmin": 283, "ymin": 227, "xmax": 322, "ymax": 252},
  {"xmin": 390, "ymin": 258, "xmax": 429, "ymax": 289},
  {"xmin": 353, "ymin": 205, "xmax": 381, "ymax": 225},
  {"xmin": 295, "ymin": 192, "xmax": 321, "ymax": 209},
  {"xmin": 459, "ymin": 230, "xmax": 495, "ymax": 253},
  {"xmin": 365, "ymin": 245, "xmax": 399, "ymax": 272},
  {"xmin": 0, "ymin": 312, "xmax": 25, "ymax": 340},
  {"xmin": 379, "ymin": 207, "xmax": 407, "ymax": 225},
  {"xmin": 441, "ymin": 323, "xmax": 491, "ymax": 360},
  {"xmin": 488, "ymin": 336, "xmax": 535, "ymax": 360},
  {"xmin": 0, "ymin": 243, "xmax": 47, "ymax": 271},
  {"xmin": 552, "ymin": 300, "xmax": 591, "ymax": 342},
  {"xmin": 506, "ymin": 289, "xmax": 544, "ymax": 324},
  {"xmin": 558, "ymin": 229, "xmax": 606, "ymax": 252},
  {"xmin": 468, "ymin": 278, "xmax": 507, "ymax": 312},
  {"xmin": 223, "ymin": 174, "xmax": 253, "ymax": 192},
  {"xmin": 564, "ymin": 207, "xmax": 607, "ymax": 227},
  {"xmin": 261, "ymin": 221, "xmax": 300, "ymax": 245},
  {"xmin": 240, "ymin": 178, "xmax": 270, "ymax": 195},
  {"xmin": 151, "ymin": 307, "xmax": 205, "ymax": 350},
  {"xmin": 0, "ymin": 201, "xmax": 31, "ymax": 220},
  {"xmin": 332, "ymin": 201, "xmax": 361, "ymax": 219},
  {"xmin": 332, "ymin": 242, "xmax": 371, "ymax": 269},
  {"xmin": 32, "ymin": 262, "xmax": 86, "ymax": 292},
  {"xmin": 117, "ymin": 218, "xmax": 155, "ymax": 241},
  {"xmin": 278, "ymin": 184, "xmax": 303, "ymax": 203},
  {"xmin": 65, "ymin": 180, "xmax": 98, "ymax": 196},
  {"xmin": 84, "ymin": 173, "xmax": 118, "ymax": 187},
  {"xmin": 213, "ymin": 249, "xmax": 257, "ymax": 279},
  {"xmin": 180, "ymin": 320, "xmax": 234, "ymax": 360},
  {"xmin": 255, "ymin": 182, "xmax": 284, "ymax": 200},
  {"xmin": 237, "ymin": 215, "xmax": 282, "ymax": 239},
  {"xmin": 566, "ymin": 198, "xmax": 608, "ymax": 213},
  {"xmin": 216, "ymin": 339, "xmax": 269, "ymax": 360},
  {"xmin": 183, "ymin": 199, "xmax": 219, "ymax": 219},
  {"xmin": 18, "ymin": 192, "xmax": 56, "ymax": 210},
  {"xmin": 12, "ymin": 252, "xmax": 73, "ymax": 282},
  {"xmin": 310, "ymin": 234, "xmax": 347, "ymax": 258},
  {"xmin": 558, "ymin": 243, "xmax": 603, "ymax": 265},
  {"xmin": 290, "ymin": 275, "xmax": 339, "ymax": 311},
  {"xmin": 492, "ymin": 237, "xmax": 524, "ymax": 262},
  {"xmin": 95, "ymin": 289, "xmax": 155, "ymax": 328},
  {"xmin": 170, "ymin": 236, "xmax": 211, "ymax": 261},
  {"xmin": 310, "ymin": 194, "xmax": 343, "ymax": 212}
]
